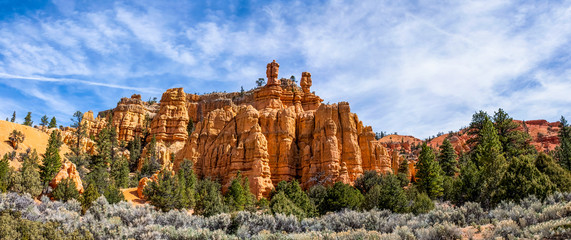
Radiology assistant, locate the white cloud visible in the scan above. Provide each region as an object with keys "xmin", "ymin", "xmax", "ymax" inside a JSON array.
[{"xmin": 1, "ymin": 0, "xmax": 570, "ymax": 138}]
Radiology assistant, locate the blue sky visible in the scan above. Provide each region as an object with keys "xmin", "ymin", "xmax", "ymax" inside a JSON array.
[{"xmin": 1, "ymin": 0, "xmax": 570, "ymax": 138}]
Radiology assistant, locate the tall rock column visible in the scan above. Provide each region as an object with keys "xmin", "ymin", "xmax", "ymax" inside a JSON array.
[{"xmin": 150, "ymin": 88, "xmax": 190, "ymax": 143}]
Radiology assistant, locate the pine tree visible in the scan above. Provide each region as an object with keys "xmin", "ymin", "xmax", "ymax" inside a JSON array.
[
  {"xmin": 8, "ymin": 130, "xmax": 24, "ymax": 150},
  {"xmin": 271, "ymin": 180, "xmax": 315, "ymax": 218},
  {"xmin": 11, "ymin": 149, "xmax": 42, "ymax": 198},
  {"xmin": 144, "ymin": 170, "xmax": 177, "ymax": 212},
  {"xmin": 40, "ymin": 131, "xmax": 62, "ymax": 192},
  {"xmin": 128, "ymin": 135, "xmax": 142, "ymax": 172},
  {"xmin": 40, "ymin": 115, "xmax": 49, "ymax": 127},
  {"xmin": 362, "ymin": 174, "xmax": 408, "ymax": 213},
  {"xmin": 140, "ymin": 135, "xmax": 161, "ymax": 178},
  {"xmin": 225, "ymin": 172, "xmax": 250, "ymax": 211},
  {"xmin": 498, "ymin": 155, "xmax": 555, "ymax": 202},
  {"xmin": 10, "ymin": 111, "xmax": 16, "ymax": 123},
  {"xmin": 195, "ymin": 178, "xmax": 226, "ymax": 216},
  {"xmin": 103, "ymin": 183, "xmax": 124, "ymax": 204},
  {"xmin": 110, "ymin": 157, "xmax": 129, "ymax": 188},
  {"xmin": 535, "ymin": 153, "xmax": 571, "ymax": 192},
  {"xmin": 0, "ymin": 154, "xmax": 11, "ymax": 192},
  {"xmin": 438, "ymin": 139, "xmax": 458, "ymax": 177},
  {"xmin": 175, "ymin": 159, "xmax": 197, "ymax": 209},
  {"xmin": 48, "ymin": 117, "xmax": 57, "ymax": 129},
  {"xmin": 354, "ymin": 170, "xmax": 382, "ymax": 194},
  {"xmin": 52, "ymin": 178, "xmax": 79, "ymax": 202},
  {"xmin": 467, "ymin": 110, "xmax": 489, "ymax": 147},
  {"xmin": 415, "ymin": 143, "xmax": 444, "ymax": 199},
  {"xmin": 23, "ymin": 112, "xmax": 33, "ymax": 126},
  {"xmin": 79, "ymin": 183, "xmax": 100, "ymax": 214},
  {"xmin": 270, "ymin": 191, "xmax": 305, "ymax": 218},
  {"xmin": 556, "ymin": 116, "xmax": 571, "ymax": 170},
  {"xmin": 70, "ymin": 111, "xmax": 86, "ymax": 158},
  {"xmin": 493, "ymin": 108, "xmax": 535, "ymax": 157},
  {"xmin": 324, "ymin": 182, "xmax": 363, "ymax": 212},
  {"xmin": 472, "ymin": 117, "xmax": 507, "ymax": 208},
  {"xmin": 397, "ymin": 158, "xmax": 411, "ymax": 187}
]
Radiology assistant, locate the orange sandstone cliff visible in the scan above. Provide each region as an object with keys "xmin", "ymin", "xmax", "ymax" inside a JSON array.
[{"xmin": 84, "ymin": 60, "xmax": 395, "ymax": 199}]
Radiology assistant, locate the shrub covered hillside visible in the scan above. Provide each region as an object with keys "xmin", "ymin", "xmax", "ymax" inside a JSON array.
[
  {"xmin": 0, "ymin": 192, "xmax": 569, "ymax": 239},
  {"xmin": 1, "ymin": 109, "xmax": 570, "ymax": 239}
]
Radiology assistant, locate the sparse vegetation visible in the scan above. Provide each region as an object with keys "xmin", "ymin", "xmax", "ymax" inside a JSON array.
[{"xmin": 8, "ymin": 130, "xmax": 24, "ymax": 150}]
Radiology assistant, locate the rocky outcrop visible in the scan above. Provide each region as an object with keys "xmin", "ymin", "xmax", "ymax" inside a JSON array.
[
  {"xmin": 50, "ymin": 160, "xmax": 84, "ymax": 193},
  {"xmin": 174, "ymin": 60, "xmax": 393, "ymax": 198},
  {"xmin": 112, "ymin": 94, "xmax": 156, "ymax": 142},
  {"xmin": 150, "ymin": 88, "xmax": 190, "ymax": 143},
  {"xmin": 75, "ymin": 60, "xmax": 393, "ymax": 199}
]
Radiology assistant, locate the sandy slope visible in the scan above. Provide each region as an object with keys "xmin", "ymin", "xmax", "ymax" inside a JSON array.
[
  {"xmin": 0, "ymin": 120, "xmax": 70, "ymax": 169},
  {"xmin": 121, "ymin": 187, "xmax": 147, "ymax": 206}
]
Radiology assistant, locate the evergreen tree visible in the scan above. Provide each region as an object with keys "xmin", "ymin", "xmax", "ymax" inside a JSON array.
[
  {"xmin": 93, "ymin": 120, "xmax": 118, "ymax": 167},
  {"xmin": 498, "ymin": 154, "xmax": 555, "ymax": 202},
  {"xmin": 415, "ymin": 143, "xmax": 444, "ymax": 199},
  {"xmin": 493, "ymin": 108, "xmax": 535, "ymax": 157},
  {"xmin": 455, "ymin": 160, "xmax": 481, "ymax": 204},
  {"xmin": 40, "ymin": 131, "xmax": 62, "ymax": 192},
  {"xmin": 471, "ymin": 117, "xmax": 508, "ymax": 208},
  {"xmin": 410, "ymin": 192, "xmax": 434, "ymax": 214},
  {"xmin": 195, "ymin": 178, "xmax": 226, "ymax": 216},
  {"xmin": 225, "ymin": 172, "xmax": 254, "ymax": 211},
  {"xmin": 323, "ymin": 182, "xmax": 363, "ymax": 212},
  {"xmin": 127, "ymin": 135, "xmax": 142, "ymax": 172},
  {"xmin": 52, "ymin": 178, "xmax": 79, "ymax": 202},
  {"xmin": 11, "ymin": 149, "xmax": 42, "ymax": 198},
  {"xmin": 8, "ymin": 130, "xmax": 24, "ymax": 150},
  {"xmin": 79, "ymin": 183, "xmax": 100, "ymax": 214},
  {"xmin": 270, "ymin": 191, "xmax": 305, "ymax": 218},
  {"xmin": 40, "ymin": 115, "xmax": 49, "ymax": 127},
  {"xmin": 140, "ymin": 135, "xmax": 161, "ymax": 178},
  {"xmin": 362, "ymin": 174, "xmax": 408, "ymax": 213},
  {"xmin": 307, "ymin": 185, "xmax": 328, "ymax": 215},
  {"xmin": 143, "ymin": 170, "xmax": 177, "ymax": 211},
  {"xmin": 23, "ymin": 112, "xmax": 33, "ymax": 126},
  {"xmin": 85, "ymin": 166, "xmax": 111, "ymax": 195},
  {"xmin": 0, "ymin": 154, "xmax": 11, "ymax": 192},
  {"xmin": 556, "ymin": 116, "xmax": 571, "ymax": 170},
  {"xmin": 467, "ymin": 110, "xmax": 489, "ymax": 147},
  {"xmin": 175, "ymin": 159, "xmax": 197, "ymax": 209},
  {"xmin": 103, "ymin": 183, "xmax": 124, "ymax": 204},
  {"xmin": 271, "ymin": 180, "xmax": 315, "ymax": 218},
  {"xmin": 535, "ymin": 153, "xmax": 571, "ymax": 192},
  {"xmin": 70, "ymin": 111, "xmax": 86, "ymax": 159},
  {"xmin": 354, "ymin": 170, "xmax": 382, "ymax": 194},
  {"xmin": 10, "ymin": 111, "xmax": 16, "ymax": 123},
  {"xmin": 48, "ymin": 117, "xmax": 57, "ymax": 129},
  {"xmin": 438, "ymin": 139, "xmax": 458, "ymax": 177},
  {"xmin": 397, "ymin": 158, "xmax": 411, "ymax": 186},
  {"xmin": 110, "ymin": 157, "xmax": 129, "ymax": 188}
]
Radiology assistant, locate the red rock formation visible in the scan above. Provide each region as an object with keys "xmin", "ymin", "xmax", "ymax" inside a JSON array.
[
  {"xmin": 76, "ymin": 60, "xmax": 397, "ymax": 198},
  {"xmin": 150, "ymin": 88, "xmax": 190, "ymax": 143},
  {"xmin": 112, "ymin": 94, "xmax": 156, "ymax": 142},
  {"xmin": 175, "ymin": 60, "xmax": 393, "ymax": 198},
  {"xmin": 50, "ymin": 160, "xmax": 84, "ymax": 193}
]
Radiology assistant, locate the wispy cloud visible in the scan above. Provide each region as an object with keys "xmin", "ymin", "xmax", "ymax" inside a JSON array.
[
  {"xmin": 0, "ymin": 73, "xmax": 162, "ymax": 94},
  {"xmin": 0, "ymin": 0, "xmax": 570, "ymax": 137}
]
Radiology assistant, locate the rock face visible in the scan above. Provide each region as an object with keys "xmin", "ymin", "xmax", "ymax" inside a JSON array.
[
  {"xmin": 112, "ymin": 94, "xmax": 157, "ymax": 142},
  {"xmin": 50, "ymin": 161, "xmax": 84, "ymax": 193},
  {"xmin": 81, "ymin": 60, "xmax": 393, "ymax": 199},
  {"xmin": 175, "ymin": 60, "xmax": 393, "ymax": 198},
  {"xmin": 151, "ymin": 88, "xmax": 190, "ymax": 143}
]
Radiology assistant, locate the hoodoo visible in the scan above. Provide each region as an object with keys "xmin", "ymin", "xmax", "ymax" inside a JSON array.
[{"xmin": 83, "ymin": 61, "xmax": 396, "ymax": 198}]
